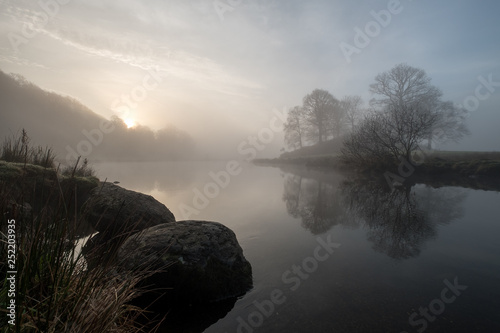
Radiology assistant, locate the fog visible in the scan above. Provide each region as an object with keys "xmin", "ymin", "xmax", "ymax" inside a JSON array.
[{"xmin": 1, "ymin": 0, "xmax": 499, "ymax": 159}]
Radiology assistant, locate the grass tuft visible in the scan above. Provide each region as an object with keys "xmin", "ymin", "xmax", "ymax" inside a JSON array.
[
  {"xmin": 0, "ymin": 134, "xmax": 157, "ymax": 333},
  {"xmin": 1, "ymin": 129, "xmax": 55, "ymax": 168}
]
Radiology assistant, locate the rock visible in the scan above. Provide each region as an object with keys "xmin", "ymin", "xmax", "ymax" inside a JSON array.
[
  {"xmin": 117, "ymin": 220, "xmax": 253, "ymax": 304},
  {"xmin": 83, "ymin": 182, "xmax": 175, "ymax": 236},
  {"xmin": 81, "ymin": 231, "xmax": 126, "ymax": 269}
]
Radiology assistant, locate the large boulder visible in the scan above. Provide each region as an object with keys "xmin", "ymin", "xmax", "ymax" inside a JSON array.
[
  {"xmin": 117, "ymin": 220, "xmax": 253, "ymax": 304},
  {"xmin": 83, "ymin": 182, "xmax": 175, "ymax": 236}
]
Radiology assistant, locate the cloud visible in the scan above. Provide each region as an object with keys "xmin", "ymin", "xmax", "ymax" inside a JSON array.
[{"xmin": 1, "ymin": 0, "xmax": 499, "ymax": 155}]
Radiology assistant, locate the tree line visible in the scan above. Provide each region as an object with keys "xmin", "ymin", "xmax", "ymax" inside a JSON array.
[
  {"xmin": 283, "ymin": 63, "xmax": 469, "ymax": 166},
  {"xmin": 0, "ymin": 70, "xmax": 196, "ymax": 163},
  {"xmin": 284, "ymin": 90, "xmax": 364, "ymax": 149}
]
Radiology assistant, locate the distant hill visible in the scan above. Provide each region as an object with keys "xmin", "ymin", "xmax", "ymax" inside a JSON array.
[
  {"xmin": 280, "ymin": 136, "xmax": 345, "ymax": 159},
  {"xmin": 0, "ymin": 70, "xmax": 195, "ymax": 164}
]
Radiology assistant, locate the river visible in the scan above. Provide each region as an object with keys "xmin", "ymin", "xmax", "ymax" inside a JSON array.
[{"xmin": 93, "ymin": 161, "xmax": 500, "ymax": 333}]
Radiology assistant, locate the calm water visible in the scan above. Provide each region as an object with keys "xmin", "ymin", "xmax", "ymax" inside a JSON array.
[{"xmin": 93, "ymin": 161, "xmax": 500, "ymax": 333}]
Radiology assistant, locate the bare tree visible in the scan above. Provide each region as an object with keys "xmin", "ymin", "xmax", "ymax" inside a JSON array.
[
  {"xmin": 327, "ymin": 100, "xmax": 345, "ymax": 139},
  {"xmin": 340, "ymin": 95, "xmax": 364, "ymax": 131},
  {"xmin": 427, "ymin": 101, "xmax": 470, "ymax": 149},
  {"xmin": 369, "ymin": 63, "xmax": 442, "ymax": 109},
  {"xmin": 284, "ymin": 106, "xmax": 307, "ymax": 150},
  {"xmin": 342, "ymin": 102, "xmax": 440, "ymax": 165},
  {"xmin": 369, "ymin": 63, "xmax": 468, "ymax": 149},
  {"xmin": 303, "ymin": 89, "xmax": 338, "ymax": 143}
]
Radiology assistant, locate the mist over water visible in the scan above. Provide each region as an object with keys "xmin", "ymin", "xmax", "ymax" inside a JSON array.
[
  {"xmin": 2, "ymin": 0, "xmax": 500, "ymax": 332},
  {"xmin": 92, "ymin": 161, "xmax": 500, "ymax": 333}
]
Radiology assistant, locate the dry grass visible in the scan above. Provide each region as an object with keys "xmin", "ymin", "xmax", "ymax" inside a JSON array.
[
  {"xmin": 0, "ymin": 185, "xmax": 156, "ymax": 332},
  {"xmin": 0, "ymin": 134, "xmax": 158, "ymax": 333},
  {"xmin": 1, "ymin": 129, "xmax": 55, "ymax": 168}
]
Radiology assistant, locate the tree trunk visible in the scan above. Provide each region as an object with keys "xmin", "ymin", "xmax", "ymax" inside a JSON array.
[{"xmin": 427, "ymin": 133, "xmax": 432, "ymax": 150}]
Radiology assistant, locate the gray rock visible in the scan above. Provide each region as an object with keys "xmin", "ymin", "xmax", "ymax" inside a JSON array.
[
  {"xmin": 83, "ymin": 182, "xmax": 175, "ymax": 236},
  {"xmin": 117, "ymin": 220, "xmax": 253, "ymax": 304}
]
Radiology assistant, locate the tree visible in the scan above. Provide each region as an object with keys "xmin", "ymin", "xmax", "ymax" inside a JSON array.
[
  {"xmin": 340, "ymin": 95, "xmax": 363, "ymax": 131},
  {"xmin": 284, "ymin": 106, "xmax": 307, "ymax": 150},
  {"xmin": 426, "ymin": 100, "xmax": 469, "ymax": 149},
  {"xmin": 369, "ymin": 63, "xmax": 442, "ymax": 109},
  {"xmin": 303, "ymin": 89, "xmax": 339, "ymax": 143},
  {"xmin": 369, "ymin": 63, "xmax": 468, "ymax": 149},
  {"xmin": 327, "ymin": 99, "xmax": 345, "ymax": 139},
  {"xmin": 341, "ymin": 102, "xmax": 441, "ymax": 165}
]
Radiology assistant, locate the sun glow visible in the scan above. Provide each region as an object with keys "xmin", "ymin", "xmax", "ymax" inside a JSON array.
[{"xmin": 124, "ymin": 118, "xmax": 136, "ymax": 128}]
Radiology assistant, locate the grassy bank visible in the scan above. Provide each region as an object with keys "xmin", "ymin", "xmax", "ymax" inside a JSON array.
[
  {"xmin": 0, "ymin": 159, "xmax": 157, "ymax": 332},
  {"xmin": 254, "ymin": 151, "xmax": 500, "ymax": 177},
  {"xmin": 0, "ymin": 132, "xmax": 155, "ymax": 332}
]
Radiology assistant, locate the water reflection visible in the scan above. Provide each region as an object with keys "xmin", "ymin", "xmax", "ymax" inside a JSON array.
[
  {"xmin": 283, "ymin": 172, "xmax": 467, "ymax": 259},
  {"xmin": 283, "ymin": 174, "xmax": 349, "ymax": 234},
  {"xmin": 93, "ymin": 161, "xmax": 197, "ymax": 193}
]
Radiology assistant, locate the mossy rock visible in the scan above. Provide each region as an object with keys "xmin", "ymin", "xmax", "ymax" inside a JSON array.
[
  {"xmin": 82, "ymin": 182, "xmax": 175, "ymax": 237},
  {"xmin": 117, "ymin": 220, "xmax": 253, "ymax": 305},
  {"xmin": 0, "ymin": 160, "xmax": 99, "ymax": 223}
]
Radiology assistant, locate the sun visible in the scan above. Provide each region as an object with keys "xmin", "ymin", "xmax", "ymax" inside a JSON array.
[{"xmin": 124, "ymin": 118, "xmax": 136, "ymax": 128}]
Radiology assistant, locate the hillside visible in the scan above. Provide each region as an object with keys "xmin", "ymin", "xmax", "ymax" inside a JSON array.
[{"xmin": 0, "ymin": 70, "xmax": 195, "ymax": 164}]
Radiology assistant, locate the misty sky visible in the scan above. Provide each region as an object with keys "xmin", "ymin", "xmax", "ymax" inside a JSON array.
[{"xmin": 1, "ymin": 0, "xmax": 499, "ymax": 156}]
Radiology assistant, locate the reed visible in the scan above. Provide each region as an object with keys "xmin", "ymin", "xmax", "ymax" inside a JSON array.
[{"xmin": 0, "ymin": 134, "xmax": 157, "ymax": 333}]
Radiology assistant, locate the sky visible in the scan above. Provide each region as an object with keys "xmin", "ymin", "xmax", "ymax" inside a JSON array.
[{"xmin": 1, "ymin": 0, "xmax": 499, "ymax": 157}]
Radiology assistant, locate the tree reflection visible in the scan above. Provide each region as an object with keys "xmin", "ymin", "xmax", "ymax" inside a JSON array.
[
  {"xmin": 282, "ymin": 174, "xmax": 347, "ymax": 234},
  {"xmin": 282, "ymin": 172, "xmax": 467, "ymax": 259}
]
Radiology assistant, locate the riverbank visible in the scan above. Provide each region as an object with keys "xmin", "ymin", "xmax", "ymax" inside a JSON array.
[
  {"xmin": 0, "ymin": 159, "xmax": 252, "ymax": 332},
  {"xmin": 254, "ymin": 151, "xmax": 500, "ymax": 177}
]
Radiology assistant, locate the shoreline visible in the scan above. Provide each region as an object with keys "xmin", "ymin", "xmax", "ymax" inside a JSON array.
[{"xmin": 253, "ymin": 153, "xmax": 500, "ymax": 192}]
